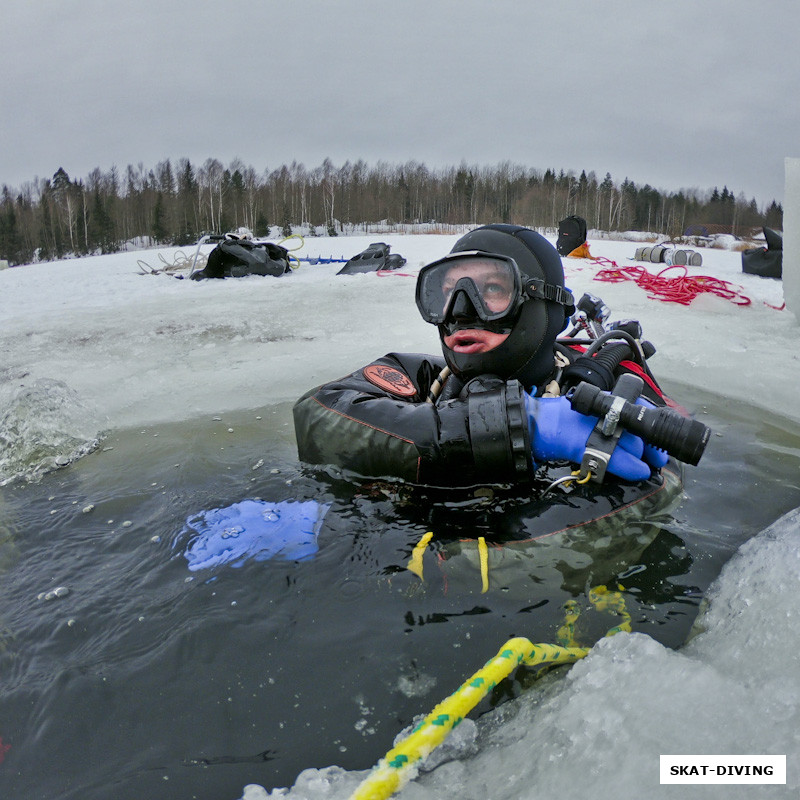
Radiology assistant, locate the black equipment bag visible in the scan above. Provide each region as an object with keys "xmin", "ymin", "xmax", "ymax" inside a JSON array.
[
  {"xmin": 191, "ymin": 239, "xmax": 291, "ymax": 280},
  {"xmin": 337, "ymin": 242, "xmax": 407, "ymax": 275},
  {"xmin": 556, "ymin": 215, "xmax": 588, "ymax": 256},
  {"xmin": 742, "ymin": 227, "xmax": 782, "ymax": 280}
]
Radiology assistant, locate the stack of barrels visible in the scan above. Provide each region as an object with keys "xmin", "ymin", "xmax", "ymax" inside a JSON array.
[{"xmin": 634, "ymin": 245, "xmax": 702, "ymax": 266}]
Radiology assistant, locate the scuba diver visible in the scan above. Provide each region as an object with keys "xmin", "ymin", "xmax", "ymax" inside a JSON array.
[
  {"xmin": 173, "ymin": 227, "xmax": 714, "ymax": 796},
  {"xmin": 184, "ymin": 223, "xmax": 713, "ymax": 574},
  {"xmin": 293, "ymin": 224, "xmax": 703, "ymax": 489}
]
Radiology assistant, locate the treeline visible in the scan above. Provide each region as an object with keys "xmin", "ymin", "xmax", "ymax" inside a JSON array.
[{"xmin": 0, "ymin": 157, "xmax": 784, "ymax": 265}]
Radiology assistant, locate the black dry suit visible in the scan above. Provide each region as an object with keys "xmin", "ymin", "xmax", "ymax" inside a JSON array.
[
  {"xmin": 294, "ymin": 353, "xmax": 533, "ymax": 485},
  {"xmin": 292, "ymin": 348, "xmax": 667, "ymax": 487},
  {"xmin": 293, "ymin": 224, "xmax": 668, "ymax": 487}
]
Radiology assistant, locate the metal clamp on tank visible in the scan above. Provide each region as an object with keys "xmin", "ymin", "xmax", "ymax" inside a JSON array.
[{"xmin": 575, "ymin": 373, "xmax": 644, "ymax": 483}]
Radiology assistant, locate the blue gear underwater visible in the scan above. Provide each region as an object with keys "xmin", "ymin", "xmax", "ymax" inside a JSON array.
[{"xmin": 180, "ymin": 499, "xmax": 330, "ymax": 570}]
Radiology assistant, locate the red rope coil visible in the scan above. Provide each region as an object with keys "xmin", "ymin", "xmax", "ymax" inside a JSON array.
[{"xmin": 591, "ymin": 257, "xmax": 752, "ymax": 307}]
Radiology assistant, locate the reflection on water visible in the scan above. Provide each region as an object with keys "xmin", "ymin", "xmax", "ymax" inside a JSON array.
[{"xmin": 0, "ymin": 389, "xmax": 798, "ymax": 799}]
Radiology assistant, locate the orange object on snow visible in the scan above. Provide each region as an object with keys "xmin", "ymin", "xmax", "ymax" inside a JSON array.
[{"xmin": 567, "ymin": 242, "xmax": 592, "ymax": 259}]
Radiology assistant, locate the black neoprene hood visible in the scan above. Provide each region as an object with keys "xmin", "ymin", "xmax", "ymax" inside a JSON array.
[{"xmin": 436, "ymin": 224, "xmax": 570, "ymax": 390}]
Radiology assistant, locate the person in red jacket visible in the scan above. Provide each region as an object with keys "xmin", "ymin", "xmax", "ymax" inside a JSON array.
[{"xmin": 293, "ymin": 224, "xmax": 668, "ymax": 487}]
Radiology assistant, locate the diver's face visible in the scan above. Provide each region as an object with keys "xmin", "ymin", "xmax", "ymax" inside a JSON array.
[
  {"xmin": 441, "ymin": 261, "xmax": 512, "ymax": 354},
  {"xmin": 441, "ymin": 261, "xmax": 516, "ymax": 314}
]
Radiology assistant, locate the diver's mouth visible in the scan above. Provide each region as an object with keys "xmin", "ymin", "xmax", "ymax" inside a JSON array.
[{"xmin": 444, "ymin": 328, "xmax": 508, "ymax": 354}]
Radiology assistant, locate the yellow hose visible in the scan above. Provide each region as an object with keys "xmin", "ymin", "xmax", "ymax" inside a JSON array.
[
  {"xmin": 407, "ymin": 532, "xmax": 433, "ymax": 580},
  {"xmin": 278, "ymin": 233, "xmax": 305, "ymax": 269},
  {"xmin": 477, "ymin": 537, "xmax": 489, "ymax": 593}
]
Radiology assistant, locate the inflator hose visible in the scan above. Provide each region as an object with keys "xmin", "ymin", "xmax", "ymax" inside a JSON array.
[{"xmin": 560, "ymin": 342, "xmax": 632, "ymax": 392}]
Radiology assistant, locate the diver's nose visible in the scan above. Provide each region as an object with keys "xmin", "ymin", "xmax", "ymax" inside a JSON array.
[{"xmin": 450, "ymin": 289, "xmax": 481, "ymax": 321}]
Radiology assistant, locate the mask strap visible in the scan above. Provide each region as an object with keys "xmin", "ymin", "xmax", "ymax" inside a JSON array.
[{"xmin": 525, "ymin": 280, "xmax": 575, "ymax": 313}]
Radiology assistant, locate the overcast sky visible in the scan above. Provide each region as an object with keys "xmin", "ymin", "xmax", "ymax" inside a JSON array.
[{"xmin": 2, "ymin": 0, "xmax": 797, "ymax": 207}]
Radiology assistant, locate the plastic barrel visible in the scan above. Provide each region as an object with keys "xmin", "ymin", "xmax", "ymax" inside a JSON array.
[
  {"xmin": 672, "ymin": 249, "xmax": 689, "ymax": 266},
  {"xmin": 672, "ymin": 249, "xmax": 703, "ymax": 267}
]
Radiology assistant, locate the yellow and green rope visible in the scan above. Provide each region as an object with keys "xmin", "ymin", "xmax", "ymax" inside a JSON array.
[{"xmin": 348, "ymin": 585, "xmax": 631, "ymax": 800}]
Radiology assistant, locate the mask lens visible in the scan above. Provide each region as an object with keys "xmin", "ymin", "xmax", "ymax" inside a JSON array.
[{"xmin": 417, "ymin": 254, "xmax": 519, "ymax": 323}]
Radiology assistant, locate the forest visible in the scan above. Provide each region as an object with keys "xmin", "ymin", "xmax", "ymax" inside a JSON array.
[{"xmin": 0, "ymin": 157, "xmax": 784, "ymax": 266}]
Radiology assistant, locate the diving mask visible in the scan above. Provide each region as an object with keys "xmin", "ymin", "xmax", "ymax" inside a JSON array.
[{"xmin": 416, "ymin": 251, "xmax": 574, "ymax": 327}]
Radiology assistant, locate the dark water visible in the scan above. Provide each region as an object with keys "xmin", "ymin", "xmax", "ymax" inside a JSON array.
[{"xmin": 0, "ymin": 386, "xmax": 799, "ymax": 800}]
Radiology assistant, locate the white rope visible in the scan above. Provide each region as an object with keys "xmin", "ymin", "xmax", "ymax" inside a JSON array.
[{"xmin": 137, "ymin": 249, "xmax": 208, "ymax": 275}]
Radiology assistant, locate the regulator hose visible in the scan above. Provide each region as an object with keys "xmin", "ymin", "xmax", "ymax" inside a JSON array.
[
  {"xmin": 561, "ymin": 342, "xmax": 632, "ymax": 392},
  {"xmin": 561, "ymin": 329, "xmax": 656, "ymax": 393}
]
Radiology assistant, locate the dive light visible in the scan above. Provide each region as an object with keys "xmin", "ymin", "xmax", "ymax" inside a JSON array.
[{"xmin": 567, "ymin": 378, "xmax": 711, "ymax": 466}]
